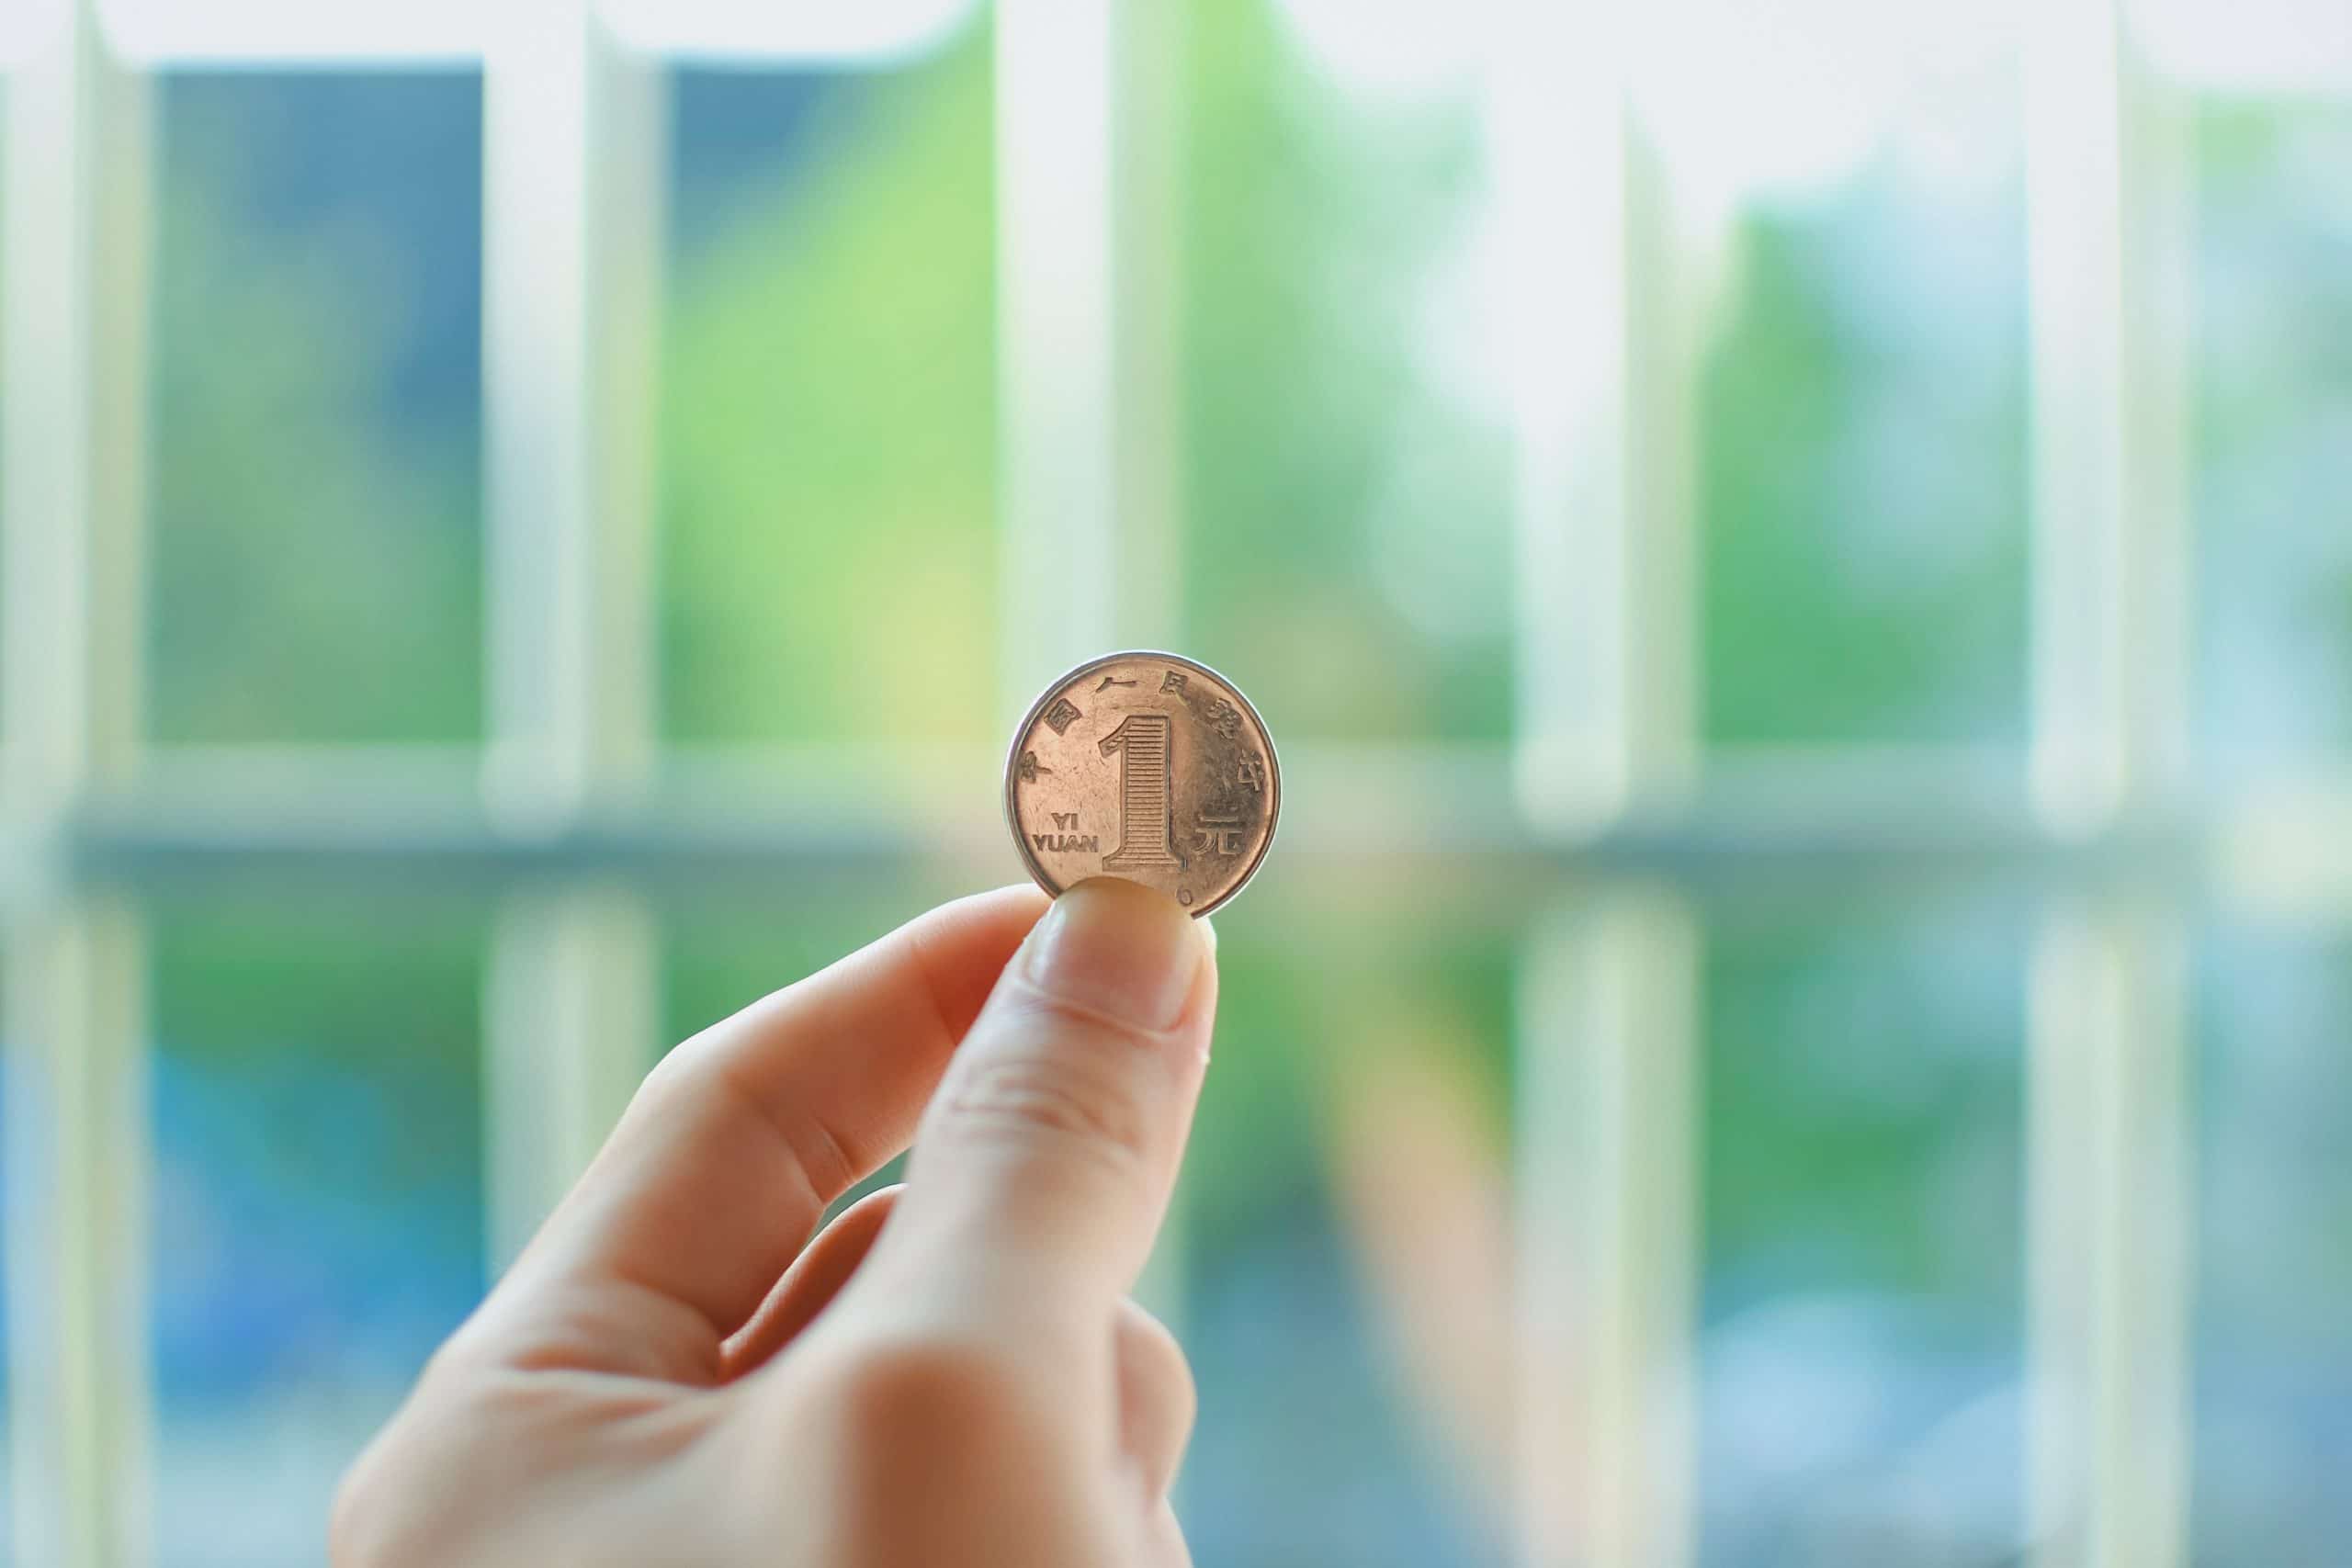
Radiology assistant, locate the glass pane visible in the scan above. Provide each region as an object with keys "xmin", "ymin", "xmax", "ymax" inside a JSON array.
[
  {"xmin": 1183, "ymin": 875, "xmax": 1514, "ymax": 1564},
  {"xmin": 660, "ymin": 38, "xmax": 998, "ymax": 746},
  {"xmin": 2191, "ymin": 101, "xmax": 2352, "ymax": 777},
  {"xmin": 151, "ymin": 73, "xmax": 483, "ymax": 743},
  {"xmin": 1699, "ymin": 895, "xmax": 2027, "ymax": 1561},
  {"xmin": 149, "ymin": 893, "xmax": 483, "ymax": 1568},
  {"xmin": 1179, "ymin": 0, "xmax": 1511, "ymax": 744},
  {"xmin": 2192, "ymin": 926, "xmax": 2352, "ymax": 1558},
  {"xmin": 1695, "ymin": 43, "xmax": 2029, "ymax": 747}
]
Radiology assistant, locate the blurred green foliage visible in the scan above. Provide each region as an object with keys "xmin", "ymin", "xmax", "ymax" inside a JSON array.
[
  {"xmin": 1700, "ymin": 205, "xmax": 2028, "ymax": 745},
  {"xmin": 131, "ymin": 3, "xmax": 2348, "ymax": 1394},
  {"xmin": 145, "ymin": 9, "xmax": 2041, "ymax": 756},
  {"xmin": 1703, "ymin": 896, "xmax": 2023, "ymax": 1302},
  {"xmin": 1179, "ymin": 0, "xmax": 1513, "ymax": 741},
  {"xmin": 660, "ymin": 48, "xmax": 998, "ymax": 744},
  {"xmin": 130, "ymin": 8, "xmax": 2061, "ymax": 1310},
  {"xmin": 153, "ymin": 82, "xmax": 481, "ymax": 743},
  {"xmin": 86, "ymin": 17, "xmax": 2352, "ymax": 1563}
]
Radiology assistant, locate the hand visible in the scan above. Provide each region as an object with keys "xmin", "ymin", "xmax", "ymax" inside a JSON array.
[{"xmin": 334, "ymin": 878, "xmax": 1217, "ymax": 1567}]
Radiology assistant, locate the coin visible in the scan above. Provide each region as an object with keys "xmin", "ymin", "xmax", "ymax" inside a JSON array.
[{"xmin": 1004, "ymin": 651, "xmax": 1280, "ymax": 918}]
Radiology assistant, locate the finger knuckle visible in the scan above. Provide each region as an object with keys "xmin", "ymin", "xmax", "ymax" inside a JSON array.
[
  {"xmin": 1159, "ymin": 1340, "xmax": 1200, "ymax": 1429},
  {"xmin": 1172, "ymin": 1355, "xmax": 1200, "ymax": 1432},
  {"xmin": 1122, "ymin": 1309, "xmax": 1198, "ymax": 1426},
  {"xmin": 329, "ymin": 1420, "xmax": 453, "ymax": 1568},
  {"xmin": 939, "ymin": 1045, "xmax": 1152, "ymax": 1175},
  {"xmin": 633, "ymin": 1033, "xmax": 717, "ymax": 1116}
]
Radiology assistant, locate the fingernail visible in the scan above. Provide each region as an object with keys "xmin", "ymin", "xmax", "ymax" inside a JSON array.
[{"xmin": 1023, "ymin": 878, "xmax": 1204, "ymax": 1032}]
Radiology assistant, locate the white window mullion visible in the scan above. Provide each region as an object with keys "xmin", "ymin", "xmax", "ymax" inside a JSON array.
[
  {"xmin": 480, "ymin": 0, "xmax": 665, "ymax": 1272},
  {"xmin": 2028, "ymin": 9, "xmax": 2193, "ymax": 829},
  {"xmin": 993, "ymin": 0, "xmax": 1191, "ymax": 1329},
  {"xmin": 994, "ymin": 0, "xmax": 1122, "ymax": 724},
  {"xmin": 1514, "ymin": 892, "xmax": 1699, "ymax": 1568},
  {"xmin": 1107, "ymin": 0, "xmax": 1186, "ymax": 657},
  {"xmin": 2023, "ymin": 0, "xmax": 2196, "ymax": 1561},
  {"xmin": 1494, "ymin": 4, "xmax": 1703, "ymax": 1562},
  {"xmin": 1496, "ymin": 15, "xmax": 1696, "ymax": 835},
  {"xmin": 3, "ymin": 4, "xmax": 155, "ymax": 1566},
  {"xmin": 2027, "ymin": 906, "xmax": 2191, "ymax": 1568},
  {"xmin": 993, "ymin": 0, "xmax": 1190, "ymax": 1325}
]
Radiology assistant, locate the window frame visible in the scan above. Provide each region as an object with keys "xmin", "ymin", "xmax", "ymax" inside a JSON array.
[{"xmin": 1, "ymin": 2, "xmax": 2327, "ymax": 1565}]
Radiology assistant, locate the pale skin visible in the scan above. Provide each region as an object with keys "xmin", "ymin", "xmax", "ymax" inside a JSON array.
[{"xmin": 334, "ymin": 877, "xmax": 1216, "ymax": 1567}]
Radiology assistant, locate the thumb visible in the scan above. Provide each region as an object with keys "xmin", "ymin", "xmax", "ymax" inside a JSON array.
[{"xmin": 868, "ymin": 877, "xmax": 1216, "ymax": 1319}]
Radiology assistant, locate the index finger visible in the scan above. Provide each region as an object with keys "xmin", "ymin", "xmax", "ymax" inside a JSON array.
[{"xmin": 486, "ymin": 885, "xmax": 1048, "ymax": 1370}]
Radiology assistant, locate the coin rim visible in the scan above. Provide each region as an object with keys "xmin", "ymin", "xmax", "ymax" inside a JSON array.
[{"xmin": 1002, "ymin": 649, "xmax": 1282, "ymax": 919}]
